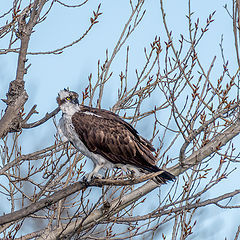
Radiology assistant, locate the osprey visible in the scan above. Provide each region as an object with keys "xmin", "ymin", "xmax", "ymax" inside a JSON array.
[{"xmin": 57, "ymin": 89, "xmax": 174, "ymax": 183}]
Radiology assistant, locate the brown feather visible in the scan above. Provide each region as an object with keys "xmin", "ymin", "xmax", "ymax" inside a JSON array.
[{"xmin": 71, "ymin": 106, "xmax": 174, "ymax": 183}]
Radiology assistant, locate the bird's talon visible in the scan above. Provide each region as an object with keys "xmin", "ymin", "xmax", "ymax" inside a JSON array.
[
  {"xmin": 82, "ymin": 175, "xmax": 90, "ymax": 185},
  {"xmin": 92, "ymin": 174, "xmax": 103, "ymax": 180}
]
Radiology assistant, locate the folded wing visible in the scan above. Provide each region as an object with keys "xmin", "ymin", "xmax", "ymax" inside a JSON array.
[{"xmin": 72, "ymin": 106, "xmax": 174, "ymax": 182}]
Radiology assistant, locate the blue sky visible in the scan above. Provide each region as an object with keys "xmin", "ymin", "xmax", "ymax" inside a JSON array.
[{"xmin": 0, "ymin": 0, "xmax": 239, "ymax": 238}]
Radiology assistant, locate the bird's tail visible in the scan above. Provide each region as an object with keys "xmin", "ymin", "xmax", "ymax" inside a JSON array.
[
  {"xmin": 155, "ymin": 170, "xmax": 175, "ymax": 184},
  {"xmin": 136, "ymin": 142, "xmax": 175, "ymax": 183},
  {"xmin": 143, "ymin": 164, "xmax": 175, "ymax": 184}
]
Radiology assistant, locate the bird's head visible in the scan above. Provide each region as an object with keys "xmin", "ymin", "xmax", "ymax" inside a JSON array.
[{"xmin": 57, "ymin": 88, "xmax": 79, "ymax": 108}]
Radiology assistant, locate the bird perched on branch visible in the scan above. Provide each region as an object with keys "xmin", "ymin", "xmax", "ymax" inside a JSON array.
[{"xmin": 57, "ymin": 89, "xmax": 175, "ymax": 183}]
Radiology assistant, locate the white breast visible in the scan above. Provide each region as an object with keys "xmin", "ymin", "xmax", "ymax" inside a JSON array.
[
  {"xmin": 58, "ymin": 111, "xmax": 112, "ymax": 169},
  {"xmin": 58, "ymin": 114, "xmax": 88, "ymax": 155}
]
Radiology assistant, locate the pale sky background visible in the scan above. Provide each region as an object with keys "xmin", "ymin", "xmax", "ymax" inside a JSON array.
[{"xmin": 0, "ymin": 0, "xmax": 239, "ymax": 239}]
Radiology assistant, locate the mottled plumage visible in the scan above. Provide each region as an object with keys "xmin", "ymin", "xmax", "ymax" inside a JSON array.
[{"xmin": 57, "ymin": 89, "xmax": 174, "ymax": 183}]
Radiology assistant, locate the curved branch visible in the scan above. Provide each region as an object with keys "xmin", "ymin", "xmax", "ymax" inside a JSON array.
[
  {"xmin": 2, "ymin": 99, "xmax": 239, "ymax": 237},
  {"xmin": 40, "ymin": 118, "xmax": 240, "ymax": 239},
  {"xmin": 174, "ymin": 118, "xmax": 240, "ymax": 176},
  {"xmin": 0, "ymin": 171, "xmax": 166, "ymax": 226},
  {"xmin": 22, "ymin": 107, "xmax": 60, "ymax": 129},
  {"xmin": 1, "ymin": 110, "xmax": 239, "ymax": 237},
  {"xmin": 27, "ymin": 4, "xmax": 102, "ymax": 55},
  {"xmin": 179, "ymin": 102, "xmax": 240, "ymax": 162},
  {"xmin": 112, "ymin": 188, "xmax": 240, "ymax": 223}
]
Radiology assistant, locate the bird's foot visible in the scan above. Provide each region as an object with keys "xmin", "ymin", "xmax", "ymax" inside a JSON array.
[
  {"xmin": 82, "ymin": 172, "xmax": 103, "ymax": 183},
  {"xmin": 124, "ymin": 165, "xmax": 141, "ymax": 179},
  {"xmin": 82, "ymin": 175, "xmax": 89, "ymax": 185}
]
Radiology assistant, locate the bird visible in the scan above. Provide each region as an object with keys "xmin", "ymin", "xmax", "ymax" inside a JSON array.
[{"xmin": 56, "ymin": 88, "xmax": 175, "ymax": 184}]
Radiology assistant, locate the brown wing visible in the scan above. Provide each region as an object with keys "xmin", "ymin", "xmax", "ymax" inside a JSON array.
[
  {"xmin": 71, "ymin": 108, "xmax": 159, "ymax": 172},
  {"xmin": 79, "ymin": 105, "xmax": 155, "ymax": 151}
]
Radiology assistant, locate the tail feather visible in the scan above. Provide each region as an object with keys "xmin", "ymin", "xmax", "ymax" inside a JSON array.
[
  {"xmin": 140, "ymin": 164, "xmax": 175, "ymax": 184},
  {"xmin": 156, "ymin": 171, "xmax": 175, "ymax": 183},
  {"xmin": 134, "ymin": 141, "xmax": 175, "ymax": 184}
]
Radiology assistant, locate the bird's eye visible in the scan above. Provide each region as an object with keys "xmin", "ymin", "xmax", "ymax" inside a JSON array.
[{"xmin": 66, "ymin": 97, "xmax": 70, "ymax": 101}]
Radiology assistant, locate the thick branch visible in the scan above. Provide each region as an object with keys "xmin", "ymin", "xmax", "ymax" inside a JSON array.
[
  {"xmin": 113, "ymin": 189, "xmax": 240, "ymax": 223},
  {"xmin": 0, "ymin": 0, "xmax": 47, "ymax": 139},
  {"xmin": 173, "ymin": 118, "xmax": 240, "ymax": 176},
  {"xmin": 0, "ymin": 181, "xmax": 86, "ymax": 226},
  {"xmin": 179, "ymin": 102, "xmax": 240, "ymax": 162},
  {"xmin": 40, "ymin": 118, "xmax": 240, "ymax": 239},
  {"xmin": 1, "ymin": 114, "xmax": 239, "ymax": 237},
  {"xmin": 0, "ymin": 85, "xmax": 28, "ymax": 138},
  {"xmin": 0, "ymin": 171, "xmax": 165, "ymax": 226}
]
